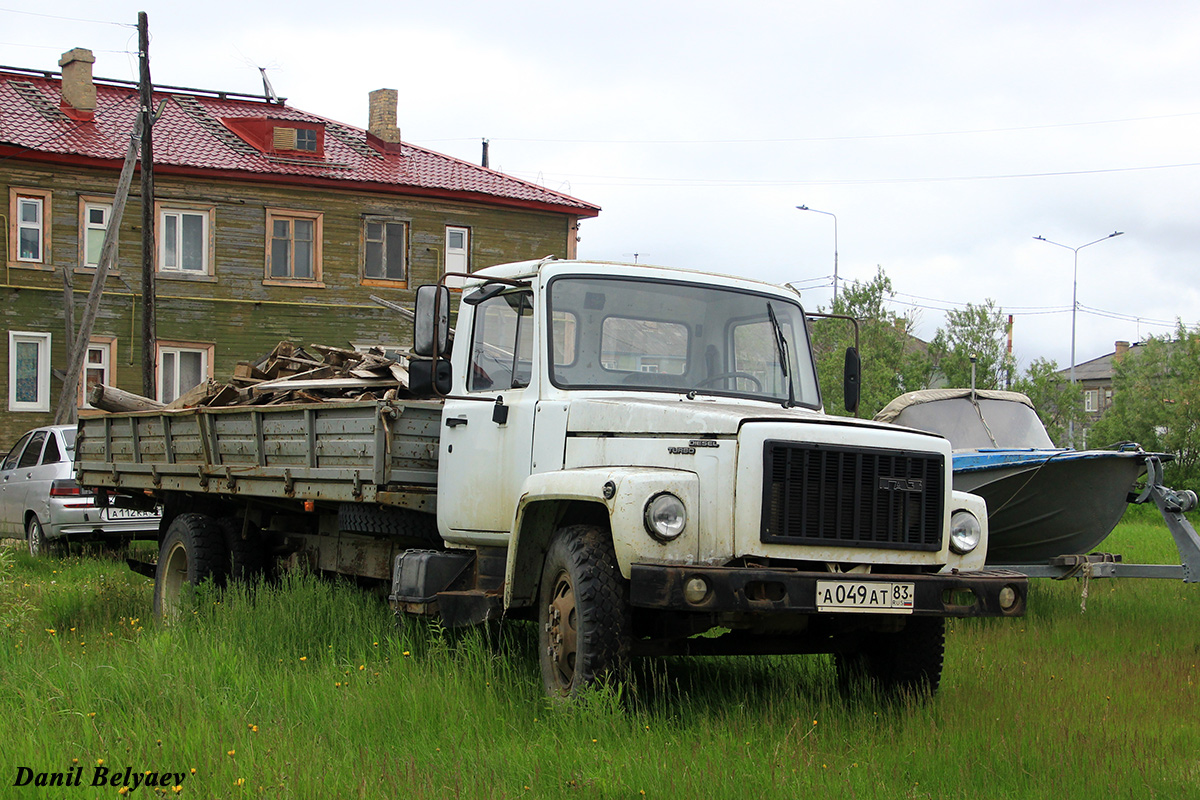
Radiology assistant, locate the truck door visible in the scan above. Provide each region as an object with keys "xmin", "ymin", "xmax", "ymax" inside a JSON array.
[{"xmin": 438, "ymin": 289, "xmax": 539, "ymax": 537}]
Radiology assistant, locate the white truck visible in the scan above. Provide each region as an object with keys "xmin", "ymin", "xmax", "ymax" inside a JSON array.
[{"xmin": 76, "ymin": 258, "xmax": 1027, "ymax": 698}]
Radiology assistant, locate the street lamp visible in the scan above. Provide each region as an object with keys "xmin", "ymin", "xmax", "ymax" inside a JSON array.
[
  {"xmin": 1033, "ymin": 230, "xmax": 1125, "ymax": 448},
  {"xmin": 797, "ymin": 205, "xmax": 839, "ymax": 305}
]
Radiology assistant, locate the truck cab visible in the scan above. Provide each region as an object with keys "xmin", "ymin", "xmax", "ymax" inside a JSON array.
[{"xmin": 410, "ymin": 258, "xmax": 1026, "ymax": 697}]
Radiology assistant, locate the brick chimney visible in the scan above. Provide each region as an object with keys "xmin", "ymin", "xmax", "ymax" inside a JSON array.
[
  {"xmin": 1114, "ymin": 341, "xmax": 1130, "ymax": 361},
  {"xmin": 59, "ymin": 47, "xmax": 96, "ymax": 119},
  {"xmin": 367, "ymin": 88, "xmax": 401, "ymax": 152}
]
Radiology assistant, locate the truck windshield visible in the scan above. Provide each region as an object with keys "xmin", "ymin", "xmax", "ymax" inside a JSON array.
[{"xmin": 547, "ymin": 275, "xmax": 821, "ymax": 407}]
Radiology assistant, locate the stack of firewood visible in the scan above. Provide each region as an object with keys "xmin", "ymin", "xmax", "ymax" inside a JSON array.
[{"xmin": 87, "ymin": 341, "xmax": 412, "ymax": 413}]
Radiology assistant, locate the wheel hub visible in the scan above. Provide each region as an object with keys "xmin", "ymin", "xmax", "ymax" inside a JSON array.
[{"xmin": 545, "ymin": 571, "xmax": 578, "ymax": 688}]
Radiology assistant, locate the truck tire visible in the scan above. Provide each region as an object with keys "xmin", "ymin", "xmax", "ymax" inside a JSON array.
[
  {"xmin": 834, "ymin": 616, "xmax": 946, "ymax": 697},
  {"xmin": 537, "ymin": 525, "xmax": 631, "ymax": 699},
  {"xmin": 153, "ymin": 513, "xmax": 228, "ymax": 618},
  {"xmin": 217, "ymin": 516, "xmax": 270, "ymax": 583},
  {"xmin": 337, "ymin": 504, "xmax": 439, "ymax": 545}
]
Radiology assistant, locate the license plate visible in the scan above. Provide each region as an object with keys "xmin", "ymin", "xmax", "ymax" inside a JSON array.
[
  {"xmin": 105, "ymin": 507, "xmax": 159, "ymax": 520},
  {"xmin": 816, "ymin": 580, "xmax": 914, "ymax": 614}
]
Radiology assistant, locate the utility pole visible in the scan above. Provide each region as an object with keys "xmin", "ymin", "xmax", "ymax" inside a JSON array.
[
  {"xmin": 139, "ymin": 11, "xmax": 157, "ymax": 399},
  {"xmin": 53, "ymin": 115, "xmax": 144, "ymax": 423}
]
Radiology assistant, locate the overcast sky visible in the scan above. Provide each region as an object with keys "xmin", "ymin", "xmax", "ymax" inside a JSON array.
[{"xmin": 3, "ymin": 1, "xmax": 1198, "ymax": 373}]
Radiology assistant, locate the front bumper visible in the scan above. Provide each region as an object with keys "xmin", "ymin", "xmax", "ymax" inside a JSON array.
[{"xmin": 629, "ymin": 563, "xmax": 1027, "ymax": 618}]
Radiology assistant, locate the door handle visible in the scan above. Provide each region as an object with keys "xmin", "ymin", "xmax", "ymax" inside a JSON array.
[{"xmin": 445, "ymin": 417, "xmax": 469, "ymax": 428}]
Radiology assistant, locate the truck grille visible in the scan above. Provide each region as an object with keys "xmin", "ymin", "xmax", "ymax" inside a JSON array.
[{"xmin": 761, "ymin": 441, "xmax": 943, "ymax": 551}]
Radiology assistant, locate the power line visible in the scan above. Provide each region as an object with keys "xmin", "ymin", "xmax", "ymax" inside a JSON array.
[
  {"xmin": 415, "ymin": 110, "xmax": 1200, "ymax": 147},
  {"xmin": 499, "ymin": 159, "xmax": 1200, "ymax": 189},
  {"xmin": 0, "ymin": 7, "xmax": 132, "ymax": 27}
]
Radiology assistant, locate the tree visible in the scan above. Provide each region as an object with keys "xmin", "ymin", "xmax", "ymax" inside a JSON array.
[
  {"xmin": 808, "ymin": 267, "xmax": 930, "ymax": 419},
  {"xmin": 927, "ymin": 300, "xmax": 1014, "ymax": 390},
  {"xmin": 1088, "ymin": 325, "xmax": 1200, "ymax": 487},
  {"xmin": 1010, "ymin": 357, "xmax": 1085, "ymax": 448}
]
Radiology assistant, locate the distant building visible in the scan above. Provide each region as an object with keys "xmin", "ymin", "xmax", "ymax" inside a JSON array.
[
  {"xmin": 1059, "ymin": 340, "xmax": 1143, "ymax": 442},
  {"xmin": 1, "ymin": 48, "xmax": 599, "ymax": 445}
]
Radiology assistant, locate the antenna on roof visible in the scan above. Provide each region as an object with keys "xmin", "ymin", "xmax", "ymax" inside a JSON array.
[{"xmin": 258, "ymin": 67, "xmax": 278, "ymax": 103}]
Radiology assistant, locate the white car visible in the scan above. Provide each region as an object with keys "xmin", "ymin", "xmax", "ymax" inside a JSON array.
[{"xmin": 0, "ymin": 425, "xmax": 161, "ymax": 556}]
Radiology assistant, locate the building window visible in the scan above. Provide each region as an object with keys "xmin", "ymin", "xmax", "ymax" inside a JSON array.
[
  {"xmin": 266, "ymin": 209, "xmax": 323, "ymax": 284},
  {"xmin": 80, "ymin": 199, "xmax": 112, "ymax": 268},
  {"xmin": 446, "ymin": 226, "xmax": 470, "ymax": 273},
  {"xmin": 1084, "ymin": 389, "xmax": 1099, "ymax": 413},
  {"xmin": 8, "ymin": 331, "xmax": 51, "ymax": 412},
  {"xmin": 9, "ymin": 188, "xmax": 52, "ymax": 265},
  {"xmin": 296, "ymin": 129, "xmax": 317, "ymax": 151},
  {"xmin": 80, "ymin": 339, "xmax": 115, "ymax": 409},
  {"xmin": 158, "ymin": 205, "xmax": 213, "ymax": 275},
  {"xmin": 157, "ymin": 343, "xmax": 212, "ymax": 404},
  {"xmin": 362, "ymin": 217, "xmax": 407, "ymax": 284}
]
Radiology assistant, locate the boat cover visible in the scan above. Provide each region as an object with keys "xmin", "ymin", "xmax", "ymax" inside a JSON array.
[{"xmin": 874, "ymin": 389, "xmax": 1055, "ymax": 450}]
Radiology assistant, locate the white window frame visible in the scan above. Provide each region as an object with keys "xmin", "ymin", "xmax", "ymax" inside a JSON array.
[
  {"xmin": 157, "ymin": 204, "xmax": 214, "ymax": 276},
  {"xmin": 8, "ymin": 331, "xmax": 51, "ymax": 412},
  {"xmin": 156, "ymin": 343, "xmax": 213, "ymax": 404},
  {"xmin": 80, "ymin": 198, "xmax": 113, "ymax": 269},
  {"xmin": 446, "ymin": 226, "xmax": 470, "ymax": 274},
  {"xmin": 1084, "ymin": 388, "xmax": 1099, "ymax": 413}
]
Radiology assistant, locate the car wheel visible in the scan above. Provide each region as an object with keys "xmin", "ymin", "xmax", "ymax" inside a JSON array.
[
  {"xmin": 26, "ymin": 515, "xmax": 48, "ymax": 557},
  {"xmin": 153, "ymin": 513, "xmax": 228, "ymax": 619}
]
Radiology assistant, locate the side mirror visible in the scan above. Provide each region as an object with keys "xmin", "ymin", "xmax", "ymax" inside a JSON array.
[
  {"xmin": 408, "ymin": 359, "xmax": 452, "ymax": 397},
  {"xmin": 413, "ymin": 285, "xmax": 450, "ymax": 358},
  {"xmin": 843, "ymin": 347, "xmax": 861, "ymax": 414}
]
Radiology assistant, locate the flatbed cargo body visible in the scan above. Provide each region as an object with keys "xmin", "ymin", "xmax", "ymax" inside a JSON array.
[{"xmin": 76, "ymin": 400, "xmax": 442, "ymax": 512}]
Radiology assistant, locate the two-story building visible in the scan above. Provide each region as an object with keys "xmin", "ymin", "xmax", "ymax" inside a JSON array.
[{"xmin": 1, "ymin": 48, "xmax": 599, "ymax": 445}]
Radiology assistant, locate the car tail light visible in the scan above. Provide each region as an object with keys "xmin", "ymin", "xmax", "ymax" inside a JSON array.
[{"xmin": 50, "ymin": 479, "xmax": 93, "ymax": 498}]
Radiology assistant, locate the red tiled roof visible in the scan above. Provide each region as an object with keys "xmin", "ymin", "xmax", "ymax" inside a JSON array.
[{"xmin": 0, "ymin": 68, "xmax": 599, "ymax": 217}]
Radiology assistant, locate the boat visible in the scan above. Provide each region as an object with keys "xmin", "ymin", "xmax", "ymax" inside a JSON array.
[{"xmin": 875, "ymin": 389, "xmax": 1154, "ymax": 565}]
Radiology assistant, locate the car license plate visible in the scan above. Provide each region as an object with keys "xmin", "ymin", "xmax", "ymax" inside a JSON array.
[
  {"xmin": 816, "ymin": 580, "xmax": 914, "ymax": 614},
  {"xmin": 105, "ymin": 507, "xmax": 158, "ymax": 520}
]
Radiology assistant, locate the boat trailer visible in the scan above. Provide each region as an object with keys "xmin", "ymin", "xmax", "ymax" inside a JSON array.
[{"xmin": 993, "ymin": 456, "xmax": 1200, "ymax": 583}]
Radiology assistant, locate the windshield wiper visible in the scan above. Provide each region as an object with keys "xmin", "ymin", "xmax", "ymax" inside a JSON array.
[{"xmin": 766, "ymin": 302, "xmax": 796, "ymax": 408}]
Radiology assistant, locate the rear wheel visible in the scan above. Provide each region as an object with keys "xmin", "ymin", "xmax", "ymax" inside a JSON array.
[
  {"xmin": 153, "ymin": 513, "xmax": 228, "ymax": 618},
  {"xmin": 537, "ymin": 525, "xmax": 631, "ymax": 699},
  {"xmin": 217, "ymin": 516, "xmax": 270, "ymax": 583},
  {"xmin": 26, "ymin": 515, "xmax": 49, "ymax": 557},
  {"xmin": 834, "ymin": 616, "xmax": 946, "ymax": 697}
]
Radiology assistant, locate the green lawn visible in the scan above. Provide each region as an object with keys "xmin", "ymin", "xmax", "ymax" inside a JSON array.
[{"xmin": 0, "ymin": 508, "xmax": 1196, "ymax": 798}]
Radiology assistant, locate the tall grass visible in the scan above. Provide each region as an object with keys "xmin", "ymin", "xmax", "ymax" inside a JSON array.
[{"xmin": 0, "ymin": 512, "xmax": 1196, "ymax": 799}]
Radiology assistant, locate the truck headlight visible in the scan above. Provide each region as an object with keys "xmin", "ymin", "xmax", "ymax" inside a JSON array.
[
  {"xmin": 644, "ymin": 492, "xmax": 687, "ymax": 541},
  {"xmin": 949, "ymin": 510, "xmax": 982, "ymax": 555}
]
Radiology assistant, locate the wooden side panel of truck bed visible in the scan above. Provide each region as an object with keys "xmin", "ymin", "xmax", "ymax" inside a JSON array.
[{"xmin": 75, "ymin": 400, "xmax": 442, "ymax": 506}]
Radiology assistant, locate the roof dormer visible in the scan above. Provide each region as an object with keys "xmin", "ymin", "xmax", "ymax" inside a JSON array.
[{"xmin": 222, "ymin": 116, "xmax": 325, "ymax": 158}]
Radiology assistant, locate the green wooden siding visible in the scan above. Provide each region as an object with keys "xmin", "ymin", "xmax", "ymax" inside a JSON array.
[{"xmin": 1, "ymin": 163, "xmax": 578, "ymax": 447}]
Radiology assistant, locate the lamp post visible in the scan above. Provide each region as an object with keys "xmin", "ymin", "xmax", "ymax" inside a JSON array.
[
  {"xmin": 797, "ymin": 205, "xmax": 838, "ymax": 305},
  {"xmin": 1033, "ymin": 230, "xmax": 1124, "ymax": 448}
]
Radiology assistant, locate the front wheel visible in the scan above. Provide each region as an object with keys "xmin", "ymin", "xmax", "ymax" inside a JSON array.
[
  {"xmin": 153, "ymin": 513, "xmax": 228, "ymax": 618},
  {"xmin": 834, "ymin": 616, "xmax": 946, "ymax": 697},
  {"xmin": 537, "ymin": 525, "xmax": 631, "ymax": 699}
]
